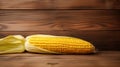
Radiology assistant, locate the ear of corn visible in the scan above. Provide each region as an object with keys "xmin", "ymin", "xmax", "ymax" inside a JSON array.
[
  {"xmin": 25, "ymin": 34, "xmax": 96, "ymax": 54},
  {"xmin": 0, "ymin": 35, "xmax": 25, "ymax": 54}
]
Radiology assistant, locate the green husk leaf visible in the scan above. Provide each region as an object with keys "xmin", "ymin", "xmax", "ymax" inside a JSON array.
[{"xmin": 0, "ymin": 35, "xmax": 25, "ymax": 54}]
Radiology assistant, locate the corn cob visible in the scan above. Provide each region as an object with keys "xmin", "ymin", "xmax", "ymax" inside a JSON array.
[
  {"xmin": 25, "ymin": 34, "xmax": 95, "ymax": 54},
  {"xmin": 0, "ymin": 35, "xmax": 25, "ymax": 54}
]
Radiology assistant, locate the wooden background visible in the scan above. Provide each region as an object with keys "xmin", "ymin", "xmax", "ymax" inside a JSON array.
[
  {"xmin": 0, "ymin": 51, "xmax": 120, "ymax": 67},
  {"xmin": 0, "ymin": 1, "xmax": 120, "ymax": 67},
  {"xmin": 0, "ymin": 0, "xmax": 120, "ymax": 50}
]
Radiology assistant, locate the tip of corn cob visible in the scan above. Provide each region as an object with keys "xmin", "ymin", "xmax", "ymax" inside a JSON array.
[
  {"xmin": 25, "ymin": 34, "xmax": 96, "ymax": 54},
  {"xmin": 0, "ymin": 35, "xmax": 25, "ymax": 54}
]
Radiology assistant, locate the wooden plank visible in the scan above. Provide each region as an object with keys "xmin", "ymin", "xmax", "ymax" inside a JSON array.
[
  {"xmin": 0, "ymin": 51, "xmax": 120, "ymax": 67},
  {"xmin": 0, "ymin": 31, "xmax": 120, "ymax": 50},
  {"xmin": 53, "ymin": 10, "xmax": 120, "ymax": 30},
  {"xmin": 0, "ymin": 21, "xmax": 61, "ymax": 31},
  {"xmin": 105, "ymin": 0, "xmax": 120, "ymax": 9},
  {"xmin": 0, "ymin": 10, "xmax": 120, "ymax": 31},
  {"xmin": 0, "ymin": 21, "xmax": 120, "ymax": 31},
  {"xmin": 0, "ymin": 0, "xmax": 120, "ymax": 9},
  {"xmin": 0, "ymin": 10, "xmax": 53, "ymax": 21},
  {"xmin": 54, "ymin": 0, "xmax": 120, "ymax": 9},
  {"xmin": 0, "ymin": 0, "xmax": 52, "ymax": 9}
]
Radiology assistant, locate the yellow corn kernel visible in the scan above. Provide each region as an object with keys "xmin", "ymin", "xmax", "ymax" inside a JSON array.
[{"xmin": 25, "ymin": 34, "xmax": 95, "ymax": 54}]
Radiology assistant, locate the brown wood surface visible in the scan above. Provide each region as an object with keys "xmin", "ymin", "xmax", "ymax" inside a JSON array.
[
  {"xmin": 0, "ymin": 31, "xmax": 120, "ymax": 50},
  {"xmin": 0, "ymin": 10, "xmax": 120, "ymax": 31},
  {"xmin": 0, "ymin": 0, "xmax": 51, "ymax": 9},
  {"xmin": 0, "ymin": 0, "xmax": 120, "ymax": 9},
  {"xmin": 0, "ymin": 10, "xmax": 120, "ymax": 50},
  {"xmin": 0, "ymin": 1, "xmax": 120, "ymax": 51},
  {"xmin": 0, "ymin": 51, "xmax": 120, "ymax": 67},
  {"xmin": 0, "ymin": 1, "xmax": 120, "ymax": 67}
]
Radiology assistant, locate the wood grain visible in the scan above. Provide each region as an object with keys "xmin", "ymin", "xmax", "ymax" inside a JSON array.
[
  {"xmin": 0, "ymin": 51, "xmax": 120, "ymax": 67},
  {"xmin": 0, "ymin": 1, "xmax": 120, "ymax": 51},
  {"xmin": 54, "ymin": 0, "xmax": 120, "ymax": 9},
  {"xmin": 0, "ymin": 10, "xmax": 53, "ymax": 21},
  {"xmin": 0, "ymin": 10, "xmax": 120, "ymax": 31},
  {"xmin": 0, "ymin": 0, "xmax": 52, "ymax": 9},
  {"xmin": 0, "ymin": 31, "xmax": 120, "ymax": 50},
  {"xmin": 0, "ymin": 0, "xmax": 120, "ymax": 9}
]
